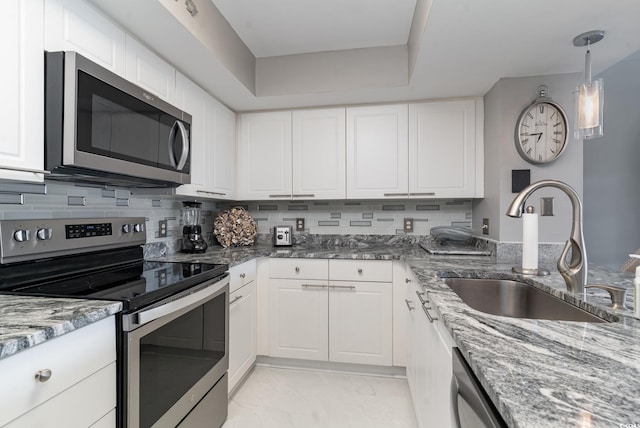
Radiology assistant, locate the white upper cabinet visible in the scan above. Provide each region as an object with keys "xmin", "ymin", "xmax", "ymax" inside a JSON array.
[
  {"xmin": 346, "ymin": 104, "xmax": 409, "ymax": 199},
  {"xmin": 175, "ymin": 73, "xmax": 236, "ymax": 200},
  {"xmin": 125, "ymin": 35, "xmax": 176, "ymax": 104},
  {"xmin": 409, "ymin": 99, "xmax": 483, "ymax": 198},
  {"xmin": 292, "ymin": 108, "xmax": 346, "ymax": 199},
  {"xmin": 0, "ymin": 0, "xmax": 45, "ymax": 182},
  {"xmin": 238, "ymin": 112, "xmax": 293, "ymax": 200},
  {"xmin": 45, "ymin": 0, "xmax": 126, "ymax": 77},
  {"xmin": 209, "ymin": 99, "xmax": 236, "ymax": 199},
  {"xmin": 175, "ymin": 72, "xmax": 207, "ymax": 194}
]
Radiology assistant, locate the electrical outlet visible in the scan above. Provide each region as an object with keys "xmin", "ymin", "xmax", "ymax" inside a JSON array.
[
  {"xmin": 296, "ymin": 218, "xmax": 305, "ymax": 231},
  {"xmin": 482, "ymin": 218, "xmax": 490, "ymax": 235},
  {"xmin": 404, "ymin": 218, "xmax": 414, "ymax": 233},
  {"xmin": 158, "ymin": 220, "xmax": 167, "ymax": 238}
]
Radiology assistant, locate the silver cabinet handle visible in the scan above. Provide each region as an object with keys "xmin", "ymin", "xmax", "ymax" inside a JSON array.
[
  {"xmin": 383, "ymin": 192, "xmax": 409, "ymax": 197},
  {"xmin": 168, "ymin": 121, "xmax": 189, "ymax": 171},
  {"xmin": 230, "ymin": 295, "xmax": 243, "ymax": 305},
  {"xmin": 416, "ymin": 290, "xmax": 428, "ymax": 305},
  {"xmin": 196, "ymin": 190, "xmax": 227, "ymax": 196},
  {"xmin": 269, "ymin": 194, "xmax": 292, "ymax": 198},
  {"xmin": 0, "ymin": 165, "xmax": 51, "ymax": 175},
  {"xmin": 292, "ymin": 194, "xmax": 315, "ymax": 198},
  {"xmin": 35, "ymin": 369, "xmax": 52, "ymax": 382},
  {"xmin": 409, "ymin": 192, "xmax": 436, "ymax": 196},
  {"xmin": 405, "ymin": 278, "xmax": 411, "ymax": 283},
  {"xmin": 422, "ymin": 305, "xmax": 438, "ymax": 322},
  {"xmin": 329, "ymin": 285, "xmax": 356, "ymax": 290},
  {"xmin": 240, "ymin": 273, "xmax": 246, "ymax": 279},
  {"xmin": 357, "ymin": 268, "xmax": 363, "ymax": 274},
  {"xmin": 405, "ymin": 299, "xmax": 415, "ymax": 311},
  {"xmin": 295, "ymin": 267, "xmax": 300, "ymax": 273},
  {"xmin": 301, "ymin": 284, "xmax": 328, "ymax": 289}
]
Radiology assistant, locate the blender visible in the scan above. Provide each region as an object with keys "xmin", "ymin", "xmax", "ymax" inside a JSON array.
[{"xmin": 180, "ymin": 201, "xmax": 208, "ymax": 253}]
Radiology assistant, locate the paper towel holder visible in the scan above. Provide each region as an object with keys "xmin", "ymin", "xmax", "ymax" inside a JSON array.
[{"xmin": 512, "ymin": 206, "xmax": 550, "ymax": 276}]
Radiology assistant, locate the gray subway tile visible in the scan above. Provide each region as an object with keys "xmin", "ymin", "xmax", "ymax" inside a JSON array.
[
  {"xmin": 416, "ymin": 204, "xmax": 440, "ymax": 211},
  {"xmin": 350, "ymin": 220, "xmax": 372, "ymax": 227},
  {"xmin": 362, "ymin": 213, "xmax": 374, "ymax": 219},
  {"xmin": 330, "ymin": 213, "xmax": 342, "ymax": 219},
  {"xmin": 318, "ymin": 220, "xmax": 340, "ymax": 226}
]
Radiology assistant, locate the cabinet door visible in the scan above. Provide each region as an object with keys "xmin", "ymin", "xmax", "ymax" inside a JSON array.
[
  {"xmin": 125, "ymin": 34, "xmax": 176, "ymax": 104},
  {"xmin": 228, "ymin": 282, "xmax": 257, "ymax": 393},
  {"xmin": 0, "ymin": 0, "xmax": 45, "ymax": 182},
  {"xmin": 175, "ymin": 72, "xmax": 207, "ymax": 196},
  {"xmin": 346, "ymin": 104, "xmax": 408, "ymax": 198},
  {"xmin": 45, "ymin": 0, "xmax": 126, "ymax": 76},
  {"xmin": 238, "ymin": 112, "xmax": 292, "ymax": 200},
  {"xmin": 268, "ymin": 279, "xmax": 328, "ymax": 360},
  {"xmin": 406, "ymin": 283, "xmax": 420, "ymax": 424},
  {"xmin": 409, "ymin": 100, "xmax": 478, "ymax": 198},
  {"xmin": 292, "ymin": 108, "xmax": 346, "ymax": 199},
  {"xmin": 209, "ymin": 99, "xmax": 236, "ymax": 199},
  {"xmin": 328, "ymin": 281, "xmax": 393, "ymax": 366}
]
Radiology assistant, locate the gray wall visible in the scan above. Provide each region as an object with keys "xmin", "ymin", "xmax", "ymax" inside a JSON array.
[
  {"xmin": 473, "ymin": 73, "xmax": 583, "ymax": 244},
  {"xmin": 584, "ymin": 50, "xmax": 640, "ymax": 267}
]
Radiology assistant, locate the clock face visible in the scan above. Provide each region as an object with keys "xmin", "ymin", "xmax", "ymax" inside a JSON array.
[{"xmin": 515, "ymin": 101, "xmax": 568, "ymax": 164}]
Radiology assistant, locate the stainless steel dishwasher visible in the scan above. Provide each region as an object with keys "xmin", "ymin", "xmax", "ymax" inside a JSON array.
[{"xmin": 451, "ymin": 348, "xmax": 507, "ymax": 428}]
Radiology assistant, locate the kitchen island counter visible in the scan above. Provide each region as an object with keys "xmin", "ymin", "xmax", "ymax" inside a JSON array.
[{"xmin": 156, "ymin": 241, "xmax": 640, "ymax": 427}]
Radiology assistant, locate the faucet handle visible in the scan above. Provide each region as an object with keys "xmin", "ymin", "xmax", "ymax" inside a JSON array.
[{"xmin": 585, "ymin": 284, "xmax": 627, "ymax": 310}]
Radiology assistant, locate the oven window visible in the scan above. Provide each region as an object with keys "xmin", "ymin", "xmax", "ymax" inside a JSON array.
[{"xmin": 138, "ymin": 292, "xmax": 225, "ymax": 427}]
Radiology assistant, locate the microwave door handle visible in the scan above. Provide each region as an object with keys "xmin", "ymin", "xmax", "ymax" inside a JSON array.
[{"xmin": 167, "ymin": 121, "xmax": 189, "ymax": 171}]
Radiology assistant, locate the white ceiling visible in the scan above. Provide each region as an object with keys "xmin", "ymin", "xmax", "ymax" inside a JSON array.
[
  {"xmin": 89, "ymin": 0, "xmax": 640, "ymax": 111},
  {"xmin": 211, "ymin": 0, "xmax": 417, "ymax": 58}
]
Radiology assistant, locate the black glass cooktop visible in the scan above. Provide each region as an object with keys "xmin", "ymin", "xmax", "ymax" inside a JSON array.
[{"xmin": 0, "ymin": 247, "xmax": 228, "ymax": 311}]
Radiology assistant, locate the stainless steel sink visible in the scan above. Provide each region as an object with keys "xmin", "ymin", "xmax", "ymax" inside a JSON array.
[{"xmin": 442, "ymin": 278, "xmax": 607, "ymax": 322}]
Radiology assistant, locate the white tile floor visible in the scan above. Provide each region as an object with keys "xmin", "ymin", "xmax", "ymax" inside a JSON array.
[{"xmin": 222, "ymin": 366, "xmax": 418, "ymax": 428}]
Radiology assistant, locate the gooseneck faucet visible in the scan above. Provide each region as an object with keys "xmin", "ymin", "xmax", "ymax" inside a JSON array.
[{"xmin": 506, "ymin": 179, "xmax": 587, "ymax": 295}]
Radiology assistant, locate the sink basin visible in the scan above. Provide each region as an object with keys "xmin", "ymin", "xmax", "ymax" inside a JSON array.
[{"xmin": 442, "ymin": 278, "xmax": 607, "ymax": 323}]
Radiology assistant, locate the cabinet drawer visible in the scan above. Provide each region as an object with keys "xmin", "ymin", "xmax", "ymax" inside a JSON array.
[
  {"xmin": 329, "ymin": 260, "xmax": 392, "ymax": 282},
  {"xmin": 4, "ymin": 362, "xmax": 116, "ymax": 428},
  {"xmin": 229, "ymin": 259, "xmax": 257, "ymax": 293},
  {"xmin": 269, "ymin": 258, "xmax": 328, "ymax": 280},
  {"xmin": 0, "ymin": 316, "xmax": 116, "ymax": 426}
]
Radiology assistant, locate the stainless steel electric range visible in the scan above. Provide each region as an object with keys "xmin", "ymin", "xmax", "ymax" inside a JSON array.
[{"xmin": 0, "ymin": 217, "xmax": 229, "ymax": 428}]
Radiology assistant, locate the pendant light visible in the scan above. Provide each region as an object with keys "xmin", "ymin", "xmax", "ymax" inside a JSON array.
[{"xmin": 573, "ymin": 30, "xmax": 605, "ymax": 140}]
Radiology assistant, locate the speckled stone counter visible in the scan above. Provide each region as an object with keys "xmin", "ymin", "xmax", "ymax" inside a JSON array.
[
  {"xmin": 0, "ymin": 296, "xmax": 122, "ymax": 360},
  {"xmin": 154, "ymin": 241, "xmax": 640, "ymax": 428}
]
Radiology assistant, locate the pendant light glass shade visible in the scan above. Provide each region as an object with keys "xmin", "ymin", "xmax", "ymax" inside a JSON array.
[
  {"xmin": 573, "ymin": 30, "xmax": 605, "ymax": 140},
  {"xmin": 574, "ymin": 78, "xmax": 604, "ymax": 139}
]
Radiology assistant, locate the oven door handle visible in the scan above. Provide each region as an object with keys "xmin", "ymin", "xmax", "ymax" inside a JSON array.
[{"xmin": 136, "ymin": 278, "xmax": 229, "ymax": 326}]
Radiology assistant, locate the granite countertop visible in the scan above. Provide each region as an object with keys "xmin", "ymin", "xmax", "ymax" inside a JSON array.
[
  {"xmin": 0, "ymin": 296, "xmax": 122, "ymax": 360},
  {"xmin": 154, "ymin": 241, "xmax": 640, "ymax": 428}
]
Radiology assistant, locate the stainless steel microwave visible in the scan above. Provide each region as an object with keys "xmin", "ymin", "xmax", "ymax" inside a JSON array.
[{"xmin": 45, "ymin": 51, "xmax": 191, "ymax": 187}]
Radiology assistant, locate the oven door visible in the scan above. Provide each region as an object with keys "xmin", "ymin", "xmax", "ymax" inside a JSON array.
[{"xmin": 122, "ymin": 275, "xmax": 229, "ymax": 428}]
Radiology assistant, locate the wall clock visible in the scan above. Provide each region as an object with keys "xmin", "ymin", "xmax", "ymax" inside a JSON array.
[{"xmin": 514, "ymin": 86, "xmax": 569, "ymax": 165}]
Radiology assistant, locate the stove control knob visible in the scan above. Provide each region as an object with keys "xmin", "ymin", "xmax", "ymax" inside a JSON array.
[
  {"xmin": 13, "ymin": 229, "xmax": 31, "ymax": 242},
  {"xmin": 37, "ymin": 228, "xmax": 53, "ymax": 240},
  {"xmin": 133, "ymin": 223, "xmax": 144, "ymax": 233},
  {"xmin": 122, "ymin": 224, "xmax": 131, "ymax": 234}
]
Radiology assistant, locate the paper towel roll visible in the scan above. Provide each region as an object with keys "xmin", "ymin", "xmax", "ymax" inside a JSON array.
[{"xmin": 522, "ymin": 211, "xmax": 538, "ymax": 270}]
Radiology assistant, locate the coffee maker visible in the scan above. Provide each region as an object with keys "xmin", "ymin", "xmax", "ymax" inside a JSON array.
[{"xmin": 180, "ymin": 201, "xmax": 208, "ymax": 253}]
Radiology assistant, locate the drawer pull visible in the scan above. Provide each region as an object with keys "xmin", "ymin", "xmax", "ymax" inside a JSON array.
[
  {"xmin": 357, "ymin": 268, "xmax": 363, "ymax": 274},
  {"xmin": 301, "ymin": 284, "xmax": 327, "ymax": 289},
  {"xmin": 416, "ymin": 290, "xmax": 428, "ymax": 305},
  {"xmin": 295, "ymin": 267, "xmax": 300, "ymax": 273},
  {"xmin": 230, "ymin": 295, "xmax": 243, "ymax": 305},
  {"xmin": 240, "ymin": 273, "xmax": 246, "ymax": 279},
  {"xmin": 35, "ymin": 369, "xmax": 52, "ymax": 382},
  {"xmin": 329, "ymin": 285, "xmax": 356, "ymax": 290},
  {"xmin": 422, "ymin": 305, "xmax": 438, "ymax": 323},
  {"xmin": 405, "ymin": 299, "xmax": 415, "ymax": 311},
  {"xmin": 405, "ymin": 278, "xmax": 411, "ymax": 283}
]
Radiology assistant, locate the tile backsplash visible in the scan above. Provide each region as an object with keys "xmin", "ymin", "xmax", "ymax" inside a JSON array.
[{"xmin": 227, "ymin": 199, "xmax": 473, "ymax": 236}]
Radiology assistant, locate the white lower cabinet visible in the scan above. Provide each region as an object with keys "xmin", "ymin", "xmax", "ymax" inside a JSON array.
[
  {"xmin": 405, "ymin": 275, "xmax": 454, "ymax": 428},
  {"xmin": 267, "ymin": 259, "xmax": 393, "ymax": 366},
  {"xmin": 228, "ymin": 281, "xmax": 257, "ymax": 393},
  {"xmin": 0, "ymin": 316, "xmax": 116, "ymax": 428}
]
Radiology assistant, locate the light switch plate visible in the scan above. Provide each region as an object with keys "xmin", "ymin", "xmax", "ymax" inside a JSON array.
[
  {"xmin": 404, "ymin": 218, "xmax": 414, "ymax": 233},
  {"xmin": 541, "ymin": 197, "xmax": 554, "ymax": 216},
  {"xmin": 296, "ymin": 218, "xmax": 305, "ymax": 231},
  {"xmin": 482, "ymin": 218, "xmax": 490, "ymax": 235},
  {"xmin": 158, "ymin": 220, "xmax": 168, "ymax": 238}
]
